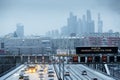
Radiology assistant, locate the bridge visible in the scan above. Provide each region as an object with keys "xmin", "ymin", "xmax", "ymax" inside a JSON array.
[{"xmin": 0, "ymin": 54, "xmax": 119, "ymax": 80}]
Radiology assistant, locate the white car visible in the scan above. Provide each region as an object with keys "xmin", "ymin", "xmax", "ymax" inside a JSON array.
[
  {"xmin": 19, "ymin": 70, "xmax": 25, "ymax": 76},
  {"xmin": 39, "ymin": 69, "xmax": 44, "ymax": 74}
]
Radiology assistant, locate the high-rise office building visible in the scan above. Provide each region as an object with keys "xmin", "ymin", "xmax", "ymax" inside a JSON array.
[
  {"xmin": 67, "ymin": 12, "xmax": 78, "ymax": 35},
  {"xmin": 87, "ymin": 10, "xmax": 91, "ymax": 22},
  {"xmin": 86, "ymin": 10, "xmax": 95, "ymax": 33},
  {"xmin": 82, "ymin": 15, "xmax": 87, "ymax": 34},
  {"xmin": 61, "ymin": 26, "xmax": 68, "ymax": 36},
  {"xmin": 77, "ymin": 18, "xmax": 82, "ymax": 34},
  {"xmin": 16, "ymin": 23, "xmax": 24, "ymax": 37},
  {"xmin": 60, "ymin": 10, "xmax": 96, "ymax": 36},
  {"xmin": 98, "ymin": 13, "xmax": 103, "ymax": 33}
]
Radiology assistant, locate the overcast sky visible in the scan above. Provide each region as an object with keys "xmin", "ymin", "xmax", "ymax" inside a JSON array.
[{"xmin": 0, "ymin": 0, "xmax": 120, "ymax": 36}]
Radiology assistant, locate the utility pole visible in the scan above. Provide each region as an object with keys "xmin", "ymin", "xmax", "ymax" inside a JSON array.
[
  {"xmin": 18, "ymin": 48, "xmax": 20, "ymax": 55},
  {"xmin": 59, "ymin": 56, "xmax": 62, "ymax": 80},
  {"xmin": 63, "ymin": 56, "xmax": 65, "ymax": 80}
]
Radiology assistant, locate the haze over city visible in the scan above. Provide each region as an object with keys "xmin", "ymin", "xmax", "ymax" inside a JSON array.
[
  {"xmin": 0, "ymin": 0, "xmax": 120, "ymax": 36},
  {"xmin": 0, "ymin": 0, "xmax": 120, "ymax": 80}
]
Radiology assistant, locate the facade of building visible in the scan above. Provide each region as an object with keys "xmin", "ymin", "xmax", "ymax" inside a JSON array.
[
  {"xmin": 16, "ymin": 23, "xmax": 24, "ymax": 37},
  {"xmin": 61, "ymin": 10, "xmax": 95, "ymax": 37},
  {"xmin": 0, "ymin": 37, "xmax": 51, "ymax": 54},
  {"xmin": 98, "ymin": 13, "xmax": 103, "ymax": 33},
  {"xmin": 0, "ymin": 32, "xmax": 119, "ymax": 55},
  {"xmin": 86, "ymin": 10, "xmax": 95, "ymax": 33},
  {"xmin": 67, "ymin": 12, "xmax": 78, "ymax": 35}
]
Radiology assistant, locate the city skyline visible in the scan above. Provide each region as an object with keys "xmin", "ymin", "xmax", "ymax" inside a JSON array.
[{"xmin": 0, "ymin": 0, "xmax": 120, "ymax": 36}]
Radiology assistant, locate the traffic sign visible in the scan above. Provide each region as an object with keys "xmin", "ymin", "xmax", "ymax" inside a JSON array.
[
  {"xmin": 76, "ymin": 47, "xmax": 118, "ymax": 54},
  {"xmin": 73, "ymin": 56, "xmax": 78, "ymax": 62},
  {"xmin": 109, "ymin": 56, "xmax": 115, "ymax": 63},
  {"xmin": 116, "ymin": 56, "xmax": 120, "ymax": 62},
  {"xmin": 94, "ymin": 56, "xmax": 100, "ymax": 63},
  {"xmin": 87, "ymin": 56, "xmax": 93, "ymax": 63},
  {"xmin": 102, "ymin": 56, "xmax": 107, "ymax": 62},
  {"xmin": 80, "ymin": 57, "xmax": 85, "ymax": 63}
]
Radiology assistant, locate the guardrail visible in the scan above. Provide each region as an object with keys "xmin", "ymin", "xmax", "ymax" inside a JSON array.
[{"xmin": 0, "ymin": 64, "xmax": 24, "ymax": 80}]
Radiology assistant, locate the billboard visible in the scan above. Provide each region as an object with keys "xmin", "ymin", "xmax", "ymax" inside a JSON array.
[{"xmin": 76, "ymin": 47, "xmax": 118, "ymax": 54}]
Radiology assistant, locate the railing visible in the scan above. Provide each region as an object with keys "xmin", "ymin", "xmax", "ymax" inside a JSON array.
[{"xmin": 0, "ymin": 64, "xmax": 20, "ymax": 77}]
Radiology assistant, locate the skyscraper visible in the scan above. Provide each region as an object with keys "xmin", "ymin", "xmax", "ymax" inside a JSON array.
[
  {"xmin": 16, "ymin": 23, "xmax": 24, "ymax": 37},
  {"xmin": 60, "ymin": 10, "xmax": 96, "ymax": 36},
  {"xmin": 67, "ymin": 12, "xmax": 78, "ymax": 35},
  {"xmin": 82, "ymin": 15, "xmax": 87, "ymax": 34},
  {"xmin": 77, "ymin": 18, "xmax": 82, "ymax": 34},
  {"xmin": 61, "ymin": 26, "xmax": 68, "ymax": 36},
  {"xmin": 86, "ymin": 10, "xmax": 95, "ymax": 33},
  {"xmin": 87, "ymin": 10, "xmax": 91, "ymax": 22},
  {"xmin": 98, "ymin": 13, "xmax": 103, "ymax": 33}
]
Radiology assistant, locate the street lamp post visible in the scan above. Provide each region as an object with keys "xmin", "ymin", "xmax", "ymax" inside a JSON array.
[
  {"xmin": 59, "ymin": 56, "xmax": 62, "ymax": 80},
  {"xmin": 18, "ymin": 48, "xmax": 20, "ymax": 55},
  {"xmin": 63, "ymin": 56, "xmax": 65, "ymax": 80}
]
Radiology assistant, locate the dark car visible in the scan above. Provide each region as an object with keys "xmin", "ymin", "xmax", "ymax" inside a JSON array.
[
  {"xmin": 81, "ymin": 70, "xmax": 87, "ymax": 75},
  {"xmin": 64, "ymin": 72, "xmax": 70, "ymax": 76},
  {"xmin": 19, "ymin": 76, "xmax": 23, "ymax": 80},
  {"xmin": 49, "ymin": 79, "xmax": 54, "ymax": 80},
  {"xmin": 48, "ymin": 71, "xmax": 54, "ymax": 74},
  {"xmin": 92, "ymin": 78, "xmax": 98, "ymax": 80},
  {"xmin": 23, "ymin": 75, "xmax": 29, "ymax": 80},
  {"xmin": 48, "ymin": 74, "xmax": 54, "ymax": 77}
]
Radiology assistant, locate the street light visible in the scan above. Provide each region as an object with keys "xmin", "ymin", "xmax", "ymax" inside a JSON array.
[
  {"xmin": 18, "ymin": 48, "xmax": 20, "ymax": 55},
  {"xmin": 18, "ymin": 39, "xmax": 25, "ymax": 55},
  {"xmin": 21, "ymin": 39, "xmax": 24, "ymax": 55},
  {"xmin": 58, "ymin": 56, "xmax": 60, "ymax": 77}
]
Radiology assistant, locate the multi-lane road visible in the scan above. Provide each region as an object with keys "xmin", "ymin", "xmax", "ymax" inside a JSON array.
[
  {"xmin": 54, "ymin": 64, "xmax": 115, "ymax": 80},
  {"xmin": 0, "ymin": 64, "xmax": 115, "ymax": 80},
  {"xmin": 4, "ymin": 64, "xmax": 58, "ymax": 80}
]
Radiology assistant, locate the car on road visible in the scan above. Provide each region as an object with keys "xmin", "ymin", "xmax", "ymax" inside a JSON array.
[
  {"xmin": 23, "ymin": 74, "xmax": 29, "ymax": 80},
  {"xmin": 48, "ymin": 68, "xmax": 53, "ymax": 71},
  {"xmin": 64, "ymin": 72, "xmax": 70, "ymax": 76},
  {"xmin": 92, "ymin": 78, "xmax": 98, "ymax": 80},
  {"xmin": 19, "ymin": 70, "xmax": 25, "ymax": 76},
  {"xmin": 40, "ymin": 78, "xmax": 44, "ymax": 80},
  {"xmin": 39, "ymin": 69, "xmax": 44, "ymax": 72},
  {"xmin": 48, "ymin": 74, "xmax": 54, "ymax": 77},
  {"xmin": 39, "ymin": 69, "xmax": 44, "ymax": 74},
  {"xmin": 81, "ymin": 70, "xmax": 87, "ymax": 75},
  {"xmin": 39, "ymin": 74, "xmax": 44, "ymax": 79},
  {"xmin": 19, "ymin": 76, "xmax": 24, "ymax": 80},
  {"xmin": 39, "ymin": 73, "xmax": 44, "ymax": 75},
  {"xmin": 48, "ymin": 79, "xmax": 54, "ymax": 80},
  {"xmin": 24, "ymin": 67, "xmax": 28, "ymax": 71},
  {"xmin": 48, "ymin": 70, "xmax": 54, "ymax": 74}
]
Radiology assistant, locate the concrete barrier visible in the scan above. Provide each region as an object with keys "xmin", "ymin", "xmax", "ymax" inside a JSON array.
[{"xmin": 0, "ymin": 65, "xmax": 24, "ymax": 80}]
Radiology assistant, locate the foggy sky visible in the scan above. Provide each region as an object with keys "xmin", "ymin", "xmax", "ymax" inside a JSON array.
[{"xmin": 0, "ymin": 0, "xmax": 120, "ymax": 36}]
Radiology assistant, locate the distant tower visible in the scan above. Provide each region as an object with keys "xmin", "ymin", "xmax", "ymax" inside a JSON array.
[
  {"xmin": 86, "ymin": 10, "xmax": 91, "ymax": 22},
  {"xmin": 16, "ymin": 23, "xmax": 24, "ymax": 37},
  {"xmin": 86, "ymin": 10, "xmax": 95, "ymax": 33},
  {"xmin": 98, "ymin": 13, "xmax": 103, "ymax": 33},
  {"xmin": 82, "ymin": 15, "xmax": 87, "ymax": 33},
  {"xmin": 77, "ymin": 18, "xmax": 82, "ymax": 34},
  {"xmin": 67, "ymin": 12, "xmax": 78, "ymax": 35}
]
